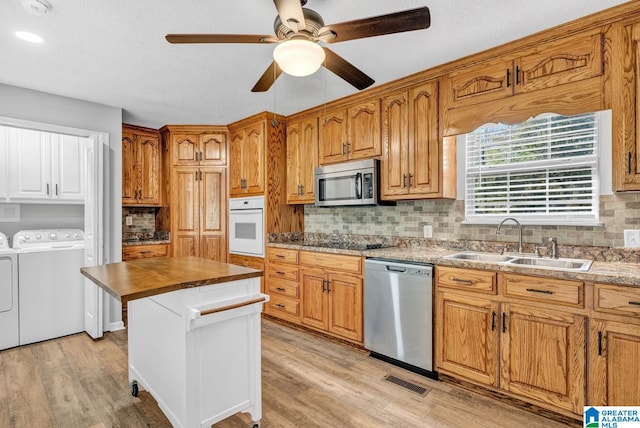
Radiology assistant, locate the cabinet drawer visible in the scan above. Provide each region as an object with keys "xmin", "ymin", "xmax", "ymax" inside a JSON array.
[
  {"xmin": 594, "ymin": 283, "xmax": 640, "ymax": 317},
  {"xmin": 501, "ymin": 273, "xmax": 584, "ymax": 308},
  {"xmin": 122, "ymin": 244, "xmax": 168, "ymax": 261},
  {"xmin": 266, "ymin": 278, "xmax": 299, "ymax": 299},
  {"xmin": 229, "ymin": 254, "xmax": 265, "ymax": 271},
  {"xmin": 299, "ymin": 251, "xmax": 362, "ymax": 275},
  {"xmin": 267, "ymin": 263, "xmax": 299, "ymax": 281},
  {"xmin": 436, "ymin": 266, "xmax": 497, "ymax": 293},
  {"xmin": 267, "ymin": 247, "xmax": 299, "ymax": 264},
  {"xmin": 265, "ymin": 295, "xmax": 300, "ymax": 318}
]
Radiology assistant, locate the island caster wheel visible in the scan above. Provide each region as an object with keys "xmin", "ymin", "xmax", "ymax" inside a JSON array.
[
  {"xmin": 252, "ymin": 423, "xmax": 260, "ymax": 428},
  {"xmin": 130, "ymin": 381, "xmax": 139, "ymax": 397}
]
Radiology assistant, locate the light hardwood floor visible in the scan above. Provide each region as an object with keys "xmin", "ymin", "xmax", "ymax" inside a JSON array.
[{"xmin": 0, "ymin": 319, "xmax": 577, "ymax": 427}]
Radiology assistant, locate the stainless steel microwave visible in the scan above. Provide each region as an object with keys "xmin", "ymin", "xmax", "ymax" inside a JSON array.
[{"xmin": 314, "ymin": 159, "xmax": 384, "ymax": 207}]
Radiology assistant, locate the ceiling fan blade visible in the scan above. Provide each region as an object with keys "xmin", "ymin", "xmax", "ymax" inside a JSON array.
[
  {"xmin": 273, "ymin": 0, "xmax": 306, "ymax": 32},
  {"xmin": 320, "ymin": 7, "xmax": 430, "ymax": 43},
  {"xmin": 165, "ymin": 34, "xmax": 279, "ymax": 44},
  {"xmin": 251, "ymin": 61, "xmax": 283, "ymax": 92},
  {"xmin": 322, "ymin": 48, "xmax": 374, "ymax": 90}
]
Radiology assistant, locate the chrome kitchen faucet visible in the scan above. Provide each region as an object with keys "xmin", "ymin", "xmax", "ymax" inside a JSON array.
[{"xmin": 496, "ymin": 217, "xmax": 523, "ymax": 254}]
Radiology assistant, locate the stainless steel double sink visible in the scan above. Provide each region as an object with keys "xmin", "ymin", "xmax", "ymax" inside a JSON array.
[{"xmin": 445, "ymin": 251, "xmax": 592, "ymax": 271}]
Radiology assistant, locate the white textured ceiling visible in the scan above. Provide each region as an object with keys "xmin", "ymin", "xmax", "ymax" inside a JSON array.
[{"xmin": 0, "ymin": 0, "xmax": 630, "ymax": 129}]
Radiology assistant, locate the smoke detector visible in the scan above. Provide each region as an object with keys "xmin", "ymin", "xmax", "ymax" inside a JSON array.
[{"xmin": 21, "ymin": 0, "xmax": 52, "ymax": 15}]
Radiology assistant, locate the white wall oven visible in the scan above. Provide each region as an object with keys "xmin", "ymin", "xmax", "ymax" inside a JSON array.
[{"xmin": 229, "ymin": 196, "xmax": 265, "ymax": 258}]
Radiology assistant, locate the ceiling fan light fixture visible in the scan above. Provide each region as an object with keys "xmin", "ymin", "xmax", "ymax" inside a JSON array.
[{"xmin": 273, "ymin": 39, "xmax": 325, "ymax": 77}]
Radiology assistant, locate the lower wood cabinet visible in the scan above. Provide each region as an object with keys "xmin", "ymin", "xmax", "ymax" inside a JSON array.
[
  {"xmin": 228, "ymin": 254, "xmax": 265, "ymax": 291},
  {"xmin": 435, "ymin": 266, "xmax": 586, "ymax": 417},
  {"xmin": 264, "ymin": 248, "xmax": 300, "ymax": 323}
]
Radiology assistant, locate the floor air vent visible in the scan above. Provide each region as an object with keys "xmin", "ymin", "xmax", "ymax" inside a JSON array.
[{"xmin": 383, "ymin": 374, "xmax": 428, "ymax": 396}]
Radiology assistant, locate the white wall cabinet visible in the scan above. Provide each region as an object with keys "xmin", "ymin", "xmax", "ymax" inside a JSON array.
[{"xmin": 7, "ymin": 128, "xmax": 85, "ymax": 203}]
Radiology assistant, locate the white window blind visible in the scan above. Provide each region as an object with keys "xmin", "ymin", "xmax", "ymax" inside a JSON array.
[{"xmin": 465, "ymin": 112, "xmax": 600, "ymax": 225}]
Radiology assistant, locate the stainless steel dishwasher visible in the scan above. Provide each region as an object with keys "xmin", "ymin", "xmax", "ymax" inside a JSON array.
[{"xmin": 364, "ymin": 258, "xmax": 436, "ymax": 378}]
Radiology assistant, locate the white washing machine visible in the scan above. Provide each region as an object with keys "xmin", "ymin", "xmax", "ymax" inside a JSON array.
[
  {"xmin": 0, "ymin": 232, "xmax": 19, "ymax": 350},
  {"xmin": 13, "ymin": 229, "xmax": 85, "ymax": 345}
]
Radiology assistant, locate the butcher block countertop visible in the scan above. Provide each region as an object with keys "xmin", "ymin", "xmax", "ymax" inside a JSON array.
[{"xmin": 81, "ymin": 256, "xmax": 263, "ymax": 303}]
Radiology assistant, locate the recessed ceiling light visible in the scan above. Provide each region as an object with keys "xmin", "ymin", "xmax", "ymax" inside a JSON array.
[{"xmin": 15, "ymin": 31, "xmax": 44, "ymax": 43}]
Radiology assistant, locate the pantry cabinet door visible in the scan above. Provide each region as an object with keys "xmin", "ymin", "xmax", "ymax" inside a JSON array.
[{"xmin": 52, "ymin": 134, "xmax": 85, "ymax": 201}]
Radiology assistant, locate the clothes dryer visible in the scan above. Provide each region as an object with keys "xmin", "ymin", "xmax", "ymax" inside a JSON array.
[{"xmin": 0, "ymin": 232, "xmax": 18, "ymax": 350}]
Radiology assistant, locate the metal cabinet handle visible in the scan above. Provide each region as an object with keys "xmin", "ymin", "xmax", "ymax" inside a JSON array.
[
  {"xmin": 408, "ymin": 173, "xmax": 413, "ymax": 188},
  {"xmin": 275, "ymin": 254, "xmax": 285, "ymax": 259},
  {"xmin": 275, "ymin": 303, "xmax": 285, "ymax": 308},
  {"xmin": 502, "ymin": 313, "xmax": 507, "ymax": 333},
  {"xmin": 526, "ymin": 288, "xmax": 553, "ymax": 295},
  {"xmin": 299, "ymin": 184, "xmax": 304, "ymax": 195},
  {"xmin": 452, "ymin": 277, "xmax": 474, "ymax": 284},
  {"xmin": 140, "ymin": 251, "xmax": 152, "ymax": 254},
  {"xmin": 402, "ymin": 174, "xmax": 407, "ymax": 188},
  {"xmin": 346, "ymin": 142, "xmax": 351, "ymax": 154},
  {"xmin": 46, "ymin": 183, "xmax": 50, "ymax": 195},
  {"xmin": 275, "ymin": 271, "xmax": 285, "ymax": 275},
  {"xmin": 342, "ymin": 143, "xmax": 346, "ymax": 156},
  {"xmin": 326, "ymin": 280, "xmax": 331, "ymax": 293},
  {"xmin": 275, "ymin": 287, "xmax": 286, "ymax": 291},
  {"xmin": 491, "ymin": 311, "xmax": 496, "ymax": 331},
  {"xmin": 515, "ymin": 65, "xmax": 521, "ymax": 85},
  {"xmin": 628, "ymin": 151, "xmax": 633, "ymax": 175},
  {"xmin": 506, "ymin": 68, "xmax": 511, "ymax": 87},
  {"xmin": 55, "ymin": 184, "xmax": 58, "ymax": 196},
  {"xmin": 597, "ymin": 330, "xmax": 603, "ymax": 356},
  {"xmin": 629, "ymin": 301, "xmax": 640, "ymax": 306},
  {"xmin": 199, "ymin": 151, "xmax": 203, "ymax": 161}
]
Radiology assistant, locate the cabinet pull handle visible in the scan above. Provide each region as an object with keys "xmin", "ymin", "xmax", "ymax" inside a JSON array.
[
  {"xmin": 506, "ymin": 68, "xmax": 511, "ymax": 87},
  {"xmin": 408, "ymin": 173, "xmax": 413, "ymax": 188},
  {"xmin": 342, "ymin": 143, "xmax": 346, "ymax": 156},
  {"xmin": 140, "ymin": 251, "xmax": 152, "ymax": 254},
  {"xmin": 275, "ymin": 303, "xmax": 285, "ymax": 308},
  {"xmin": 491, "ymin": 311, "xmax": 496, "ymax": 331},
  {"xmin": 326, "ymin": 280, "xmax": 331, "ymax": 293},
  {"xmin": 55, "ymin": 184, "xmax": 58, "ymax": 195},
  {"xmin": 452, "ymin": 277, "xmax": 474, "ymax": 284},
  {"xmin": 46, "ymin": 183, "xmax": 50, "ymax": 195},
  {"xmin": 275, "ymin": 271, "xmax": 285, "ymax": 275},
  {"xmin": 502, "ymin": 312, "xmax": 507, "ymax": 333},
  {"xmin": 199, "ymin": 151, "xmax": 203, "ymax": 161},
  {"xmin": 194, "ymin": 152, "xmax": 198, "ymax": 161},
  {"xmin": 346, "ymin": 142, "xmax": 351, "ymax": 154},
  {"xmin": 322, "ymin": 279, "xmax": 326, "ymax": 293},
  {"xmin": 629, "ymin": 301, "xmax": 640, "ymax": 306},
  {"xmin": 299, "ymin": 184, "xmax": 304, "ymax": 195},
  {"xmin": 628, "ymin": 151, "xmax": 633, "ymax": 175},
  {"xmin": 597, "ymin": 330, "xmax": 603, "ymax": 356},
  {"xmin": 515, "ymin": 65, "xmax": 521, "ymax": 85},
  {"xmin": 402, "ymin": 174, "xmax": 407, "ymax": 188},
  {"xmin": 275, "ymin": 287, "xmax": 286, "ymax": 291},
  {"xmin": 275, "ymin": 254, "xmax": 285, "ymax": 258},
  {"xmin": 526, "ymin": 288, "xmax": 553, "ymax": 295}
]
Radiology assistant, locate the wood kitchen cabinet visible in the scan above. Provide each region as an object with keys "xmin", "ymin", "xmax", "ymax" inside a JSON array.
[
  {"xmin": 448, "ymin": 30, "xmax": 603, "ymax": 109},
  {"xmin": 171, "ymin": 166, "xmax": 226, "ymax": 261},
  {"xmin": 229, "ymin": 118, "xmax": 267, "ymax": 196},
  {"xmin": 381, "ymin": 80, "xmax": 456, "ymax": 200},
  {"xmin": 319, "ymin": 99, "xmax": 381, "ymax": 165},
  {"xmin": 8, "ymin": 127, "xmax": 86, "ymax": 203},
  {"xmin": 264, "ymin": 247, "xmax": 300, "ymax": 323},
  {"xmin": 435, "ymin": 266, "xmax": 586, "ymax": 417},
  {"xmin": 588, "ymin": 283, "xmax": 640, "ymax": 405},
  {"xmin": 122, "ymin": 124, "xmax": 161, "ymax": 206},
  {"xmin": 286, "ymin": 115, "xmax": 318, "ymax": 204},
  {"xmin": 122, "ymin": 244, "xmax": 169, "ymax": 261},
  {"xmin": 164, "ymin": 126, "xmax": 227, "ymax": 166},
  {"xmin": 299, "ymin": 251, "xmax": 363, "ymax": 343}
]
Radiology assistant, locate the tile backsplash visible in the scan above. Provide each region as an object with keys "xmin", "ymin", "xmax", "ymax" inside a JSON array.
[
  {"xmin": 122, "ymin": 207, "xmax": 157, "ymax": 233},
  {"xmin": 303, "ymin": 194, "xmax": 640, "ymax": 249}
]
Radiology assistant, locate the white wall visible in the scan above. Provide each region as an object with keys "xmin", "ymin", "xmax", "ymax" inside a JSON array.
[{"xmin": 0, "ymin": 83, "xmax": 123, "ymax": 325}]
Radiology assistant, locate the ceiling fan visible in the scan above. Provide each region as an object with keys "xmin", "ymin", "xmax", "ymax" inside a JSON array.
[{"xmin": 165, "ymin": 0, "xmax": 431, "ymax": 92}]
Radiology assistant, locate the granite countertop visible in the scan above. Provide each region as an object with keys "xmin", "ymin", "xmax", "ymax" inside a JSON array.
[
  {"xmin": 122, "ymin": 239, "xmax": 171, "ymax": 246},
  {"xmin": 122, "ymin": 231, "xmax": 170, "ymax": 246},
  {"xmin": 81, "ymin": 256, "xmax": 262, "ymax": 303},
  {"xmin": 268, "ymin": 241, "xmax": 640, "ymax": 287}
]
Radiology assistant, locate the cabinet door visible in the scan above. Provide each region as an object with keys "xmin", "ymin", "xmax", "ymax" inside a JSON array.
[
  {"xmin": 199, "ymin": 167, "xmax": 227, "ymax": 262},
  {"xmin": 199, "ymin": 133, "xmax": 226, "ymax": 166},
  {"xmin": 589, "ymin": 319, "xmax": 640, "ymax": 406},
  {"xmin": 500, "ymin": 303, "xmax": 585, "ymax": 414},
  {"xmin": 286, "ymin": 121, "xmax": 302, "ymax": 203},
  {"xmin": 229, "ymin": 131, "xmax": 245, "ymax": 195},
  {"xmin": 448, "ymin": 57, "xmax": 513, "ymax": 109},
  {"xmin": 408, "ymin": 81, "xmax": 440, "ymax": 195},
  {"xmin": 172, "ymin": 167, "xmax": 200, "ymax": 257},
  {"xmin": 172, "ymin": 134, "xmax": 200, "ymax": 165},
  {"xmin": 319, "ymin": 110, "xmax": 348, "ymax": 164},
  {"xmin": 137, "ymin": 134, "xmax": 161, "ymax": 205},
  {"xmin": 8, "ymin": 128, "xmax": 51, "ymax": 200},
  {"xmin": 301, "ymin": 269, "xmax": 329, "ymax": 331},
  {"xmin": 0, "ymin": 127, "xmax": 8, "ymax": 200},
  {"xmin": 348, "ymin": 99, "xmax": 381, "ymax": 160},
  {"xmin": 122, "ymin": 131, "xmax": 137, "ymax": 204},
  {"xmin": 328, "ymin": 273, "xmax": 362, "ymax": 342},
  {"xmin": 243, "ymin": 121, "xmax": 265, "ymax": 194},
  {"xmin": 381, "ymin": 91, "xmax": 410, "ymax": 197},
  {"xmin": 298, "ymin": 117, "xmax": 318, "ymax": 202},
  {"xmin": 436, "ymin": 291, "xmax": 499, "ymax": 386},
  {"xmin": 515, "ymin": 31, "xmax": 603, "ymax": 95},
  {"xmin": 53, "ymin": 134, "xmax": 85, "ymax": 201}
]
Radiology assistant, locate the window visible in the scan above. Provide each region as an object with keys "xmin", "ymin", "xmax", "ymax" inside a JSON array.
[{"xmin": 464, "ymin": 112, "xmax": 601, "ymax": 225}]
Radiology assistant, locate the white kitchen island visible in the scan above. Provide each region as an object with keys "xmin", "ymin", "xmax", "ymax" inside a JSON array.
[{"xmin": 81, "ymin": 256, "xmax": 267, "ymax": 428}]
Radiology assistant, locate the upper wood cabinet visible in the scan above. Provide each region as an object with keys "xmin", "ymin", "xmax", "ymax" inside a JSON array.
[
  {"xmin": 381, "ymin": 80, "xmax": 455, "ymax": 200},
  {"xmin": 122, "ymin": 125, "xmax": 161, "ymax": 206},
  {"xmin": 7, "ymin": 127, "xmax": 86, "ymax": 204},
  {"xmin": 229, "ymin": 119, "xmax": 267, "ymax": 196},
  {"xmin": 319, "ymin": 99, "xmax": 381, "ymax": 165},
  {"xmin": 169, "ymin": 131, "xmax": 226, "ymax": 166},
  {"xmin": 448, "ymin": 30, "xmax": 603, "ymax": 109},
  {"xmin": 286, "ymin": 115, "xmax": 318, "ymax": 204}
]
